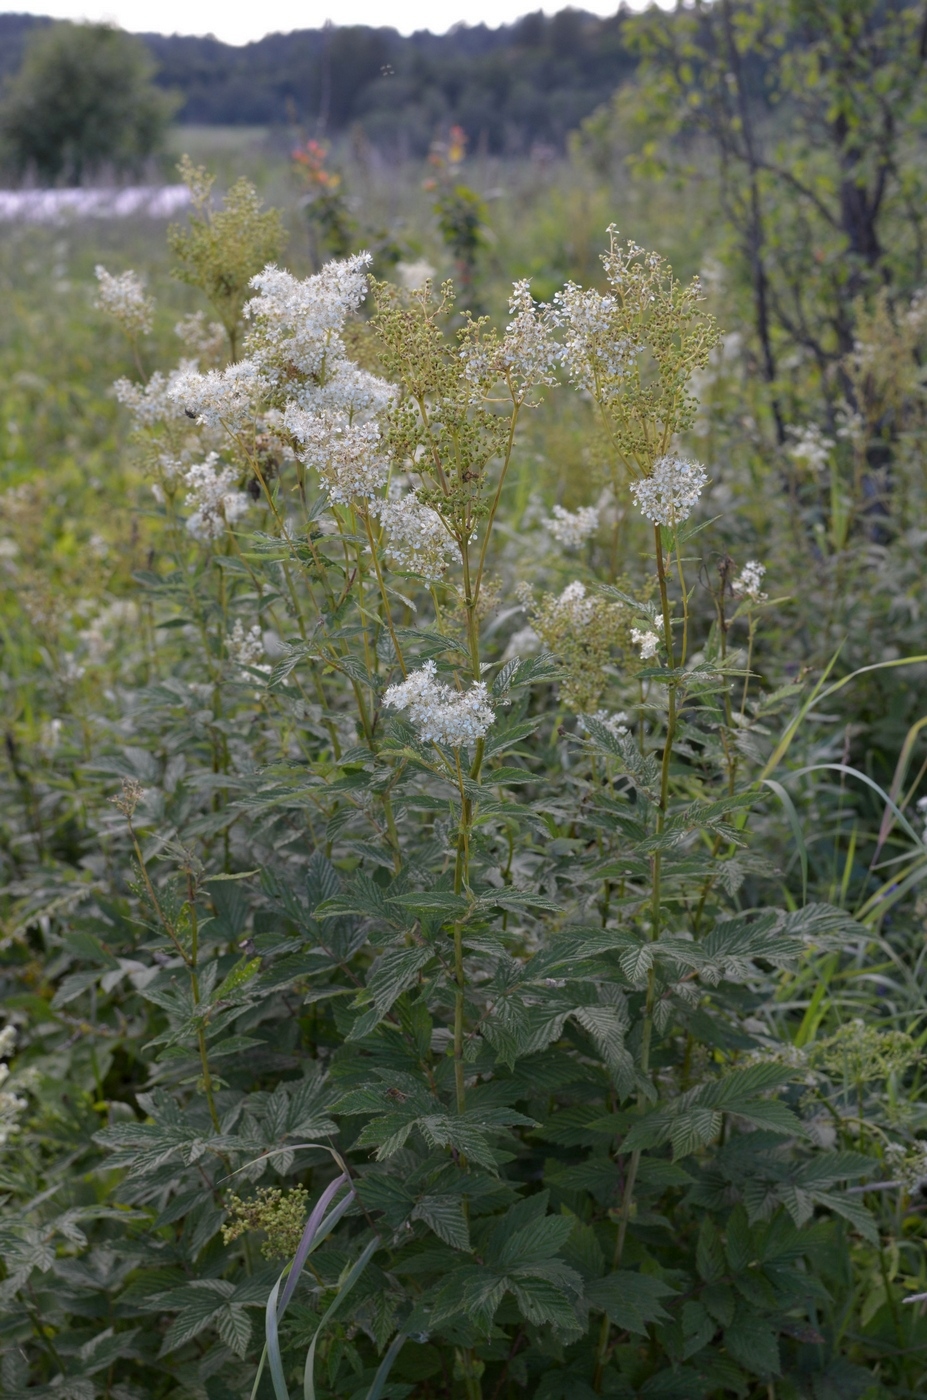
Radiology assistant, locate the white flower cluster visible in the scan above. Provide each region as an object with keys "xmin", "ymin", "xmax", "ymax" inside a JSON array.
[
  {"xmin": 376, "ymin": 488, "xmax": 457, "ymax": 582},
  {"xmin": 113, "ymin": 359, "xmax": 202, "ymax": 429},
  {"xmin": 733, "ymin": 559, "xmax": 767, "ymax": 603},
  {"xmin": 788, "ymin": 424, "xmax": 833, "ymax": 473},
  {"xmin": 500, "ymin": 279, "xmax": 560, "ymax": 392},
  {"xmin": 917, "ymin": 796, "xmax": 927, "ymax": 845},
  {"xmin": 162, "ymin": 256, "xmax": 394, "ymax": 510},
  {"xmin": 630, "ymin": 455, "xmax": 708, "ymax": 527},
  {"xmin": 175, "ymin": 310, "xmax": 226, "ymax": 363},
  {"xmin": 544, "ymin": 282, "xmax": 641, "ymax": 397},
  {"xmin": 183, "ymin": 455, "xmax": 251, "ymax": 541},
  {"xmin": 228, "ymin": 620, "xmax": 270, "ymax": 675},
  {"xmin": 244, "ymin": 257, "xmax": 372, "ymax": 387},
  {"xmin": 285, "ymin": 408, "xmax": 388, "ymax": 504},
  {"xmin": 384, "ymin": 660, "xmax": 494, "ymax": 748},
  {"xmin": 631, "ymin": 627, "xmax": 660, "ymax": 660},
  {"xmin": 546, "ymin": 503, "xmax": 599, "ymax": 548},
  {"xmin": 171, "ymin": 359, "xmax": 267, "ymax": 430},
  {"xmin": 95, "ymin": 264, "xmax": 154, "ymax": 337},
  {"xmin": 0, "ymin": 1025, "xmax": 26, "ymax": 1149},
  {"xmin": 580, "ymin": 709, "xmax": 629, "ymax": 738},
  {"xmin": 548, "ymin": 580, "xmax": 596, "ymax": 627}
]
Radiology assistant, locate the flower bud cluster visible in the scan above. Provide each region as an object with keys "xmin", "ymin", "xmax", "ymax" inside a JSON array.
[{"xmin": 384, "ymin": 660, "xmax": 494, "ymax": 748}]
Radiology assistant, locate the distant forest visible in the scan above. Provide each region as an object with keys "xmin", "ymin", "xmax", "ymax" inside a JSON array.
[{"xmin": 0, "ymin": 9, "xmax": 638, "ymax": 154}]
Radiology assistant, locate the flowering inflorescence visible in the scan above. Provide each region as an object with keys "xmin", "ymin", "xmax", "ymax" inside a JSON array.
[
  {"xmin": 0, "ymin": 1022, "xmax": 26, "ymax": 1148},
  {"xmin": 529, "ymin": 581, "xmax": 628, "ymax": 713},
  {"xmin": 546, "ymin": 504, "xmax": 599, "ymax": 549},
  {"xmin": 95, "ymin": 265, "xmax": 155, "ymax": 338},
  {"xmin": 183, "ymin": 455, "xmax": 251, "ymax": 541},
  {"xmin": 228, "ymin": 620, "xmax": 268, "ymax": 672},
  {"xmin": 733, "ymin": 559, "xmax": 767, "ymax": 603},
  {"xmin": 788, "ymin": 424, "xmax": 833, "ymax": 474},
  {"xmin": 384, "ymin": 660, "xmax": 494, "ymax": 748},
  {"xmin": 376, "ymin": 487, "xmax": 457, "ymax": 582},
  {"xmin": 631, "ymin": 627, "xmax": 660, "ymax": 660},
  {"xmin": 630, "ymin": 455, "xmax": 708, "ymax": 528}
]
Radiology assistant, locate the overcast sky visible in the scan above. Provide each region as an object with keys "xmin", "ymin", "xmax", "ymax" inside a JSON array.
[{"xmin": 7, "ymin": 2, "xmax": 671, "ymax": 47}]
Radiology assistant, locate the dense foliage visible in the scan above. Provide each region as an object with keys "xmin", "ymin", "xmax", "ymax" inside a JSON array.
[{"xmin": 3, "ymin": 7, "xmax": 927, "ymax": 1397}]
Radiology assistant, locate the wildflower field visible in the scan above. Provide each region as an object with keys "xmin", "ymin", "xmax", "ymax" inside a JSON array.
[{"xmin": 3, "ymin": 70, "xmax": 927, "ymax": 1400}]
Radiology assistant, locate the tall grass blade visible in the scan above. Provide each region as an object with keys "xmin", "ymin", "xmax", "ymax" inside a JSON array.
[{"xmin": 304, "ymin": 1235, "xmax": 380, "ymax": 1400}]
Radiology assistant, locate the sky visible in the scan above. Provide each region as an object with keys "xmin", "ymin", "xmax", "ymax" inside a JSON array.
[{"xmin": 5, "ymin": 2, "xmax": 671, "ymax": 47}]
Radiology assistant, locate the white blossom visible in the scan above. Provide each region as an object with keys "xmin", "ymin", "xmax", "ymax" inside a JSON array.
[
  {"xmin": 580, "ymin": 709, "xmax": 629, "ymax": 738},
  {"xmin": 285, "ymin": 407, "xmax": 388, "ymax": 503},
  {"xmin": 550, "ymin": 579, "xmax": 596, "ymax": 627},
  {"xmin": 183, "ymin": 455, "xmax": 251, "ymax": 541},
  {"xmin": 384, "ymin": 660, "xmax": 494, "ymax": 747},
  {"xmin": 244, "ymin": 256, "xmax": 372, "ymax": 383},
  {"xmin": 499, "ymin": 279, "xmax": 560, "ymax": 392},
  {"xmin": 631, "ymin": 627, "xmax": 660, "ymax": 660},
  {"xmin": 175, "ymin": 310, "xmax": 226, "ymax": 362},
  {"xmin": 376, "ymin": 488, "xmax": 457, "ymax": 582},
  {"xmin": 917, "ymin": 796, "xmax": 927, "ymax": 845},
  {"xmin": 788, "ymin": 424, "xmax": 833, "ymax": 473},
  {"xmin": 114, "ymin": 359, "xmax": 201, "ymax": 429},
  {"xmin": 733, "ymin": 559, "xmax": 767, "ymax": 603},
  {"xmin": 169, "ymin": 360, "xmax": 267, "ymax": 430},
  {"xmin": 546, "ymin": 503, "xmax": 599, "ymax": 548},
  {"xmin": 544, "ymin": 282, "xmax": 641, "ymax": 397},
  {"xmin": 630, "ymin": 456, "xmax": 708, "ymax": 527},
  {"xmin": 0, "ymin": 1027, "xmax": 25, "ymax": 1148},
  {"xmin": 95, "ymin": 264, "xmax": 154, "ymax": 336},
  {"xmin": 228, "ymin": 619, "xmax": 269, "ymax": 673}
]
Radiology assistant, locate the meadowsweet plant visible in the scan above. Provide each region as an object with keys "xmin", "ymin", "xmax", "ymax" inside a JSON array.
[{"xmin": 4, "ymin": 199, "xmax": 924, "ymax": 1400}]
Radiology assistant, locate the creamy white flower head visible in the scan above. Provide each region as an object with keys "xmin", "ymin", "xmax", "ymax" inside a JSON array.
[
  {"xmin": 502, "ymin": 624, "xmax": 541, "ymax": 663},
  {"xmin": 285, "ymin": 406, "xmax": 388, "ymax": 503},
  {"xmin": 733, "ymin": 559, "xmax": 767, "ymax": 603},
  {"xmin": 95, "ymin": 264, "xmax": 154, "ymax": 337},
  {"xmin": 384, "ymin": 659, "xmax": 494, "ymax": 748},
  {"xmin": 788, "ymin": 424, "xmax": 833, "ymax": 473},
  {"xmin": 500, "ymin": 279, "xmax": 559, "ymax": 392},
  {"xmin": 396, "ymin": 259, "xmax": 435, "ymax": 290},
  {"xmin": 175, "ymin": 310, "xmax": 226, "ymax": 362},
  {"xmin": 630, "ymin": 456, "xmax": 708, "ymax": 527},
  {"xmin": 580, "ymin": 709, "xmax": 629, "ymax": 738},
  {"xmin": 0, "ymin": 1024, "xmax": 16, "ymax": 1059},
  {"xmin": 376, "ymin": 488, "xmax": 457, "ymax": 583},
  {"xmin": 550, "ymin": 579, "xmax": 596, "ymax": 627},
  {"xmin": 917, "ymin": 795, "xmax": 927, "ymax": 844},
  {"xmin": 228, "ymin": 619, "xmax": 269, "ymax": 673},
  {"xmin": 544, "ymin": 282, "xmax": 640, "ymax": 397},
  {"xmin": 309, "ymin": 359, "xmax": 395, "ymax": 419},
  {"xmin": 114, "ymin": 359, "xmax": 201, "ymax": 429},
  {"xmin": 631, "ymin": 627, "xmax": 660, "ymax": 660},
  {"xmin": 546, "ymin": 503, "xmax": 599, "ymax": 548},
  {"xmin": 183, "ymin": 454, "xmax": 251, "ymax": 541},
  {"xmin": 244, "ymin": 255, "xmax": 372, "ymax": 382},
  {"xmin": 169, "ymin": 360, "xmax": 266, "ymax": 430}
]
